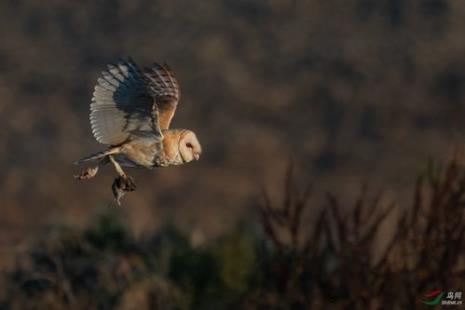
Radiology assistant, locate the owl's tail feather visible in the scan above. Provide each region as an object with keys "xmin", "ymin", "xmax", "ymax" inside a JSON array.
[{"xmin": 73, "ymin": 148, "xmax": 119, "ymax": 165}]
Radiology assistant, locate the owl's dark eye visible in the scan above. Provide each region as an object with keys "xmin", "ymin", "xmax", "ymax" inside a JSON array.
[{"xmin": 186, "ymin": 142, "xmax": 193, "ymax": 148}]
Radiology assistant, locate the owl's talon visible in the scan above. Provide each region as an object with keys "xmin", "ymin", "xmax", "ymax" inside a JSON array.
[
  {"xmin": 111, "ymin": 175, "xmax": 136, "ymax": 205},
  {"xmin": 123, "ymin": 175, "xmax": 137, "ymax": 191}
]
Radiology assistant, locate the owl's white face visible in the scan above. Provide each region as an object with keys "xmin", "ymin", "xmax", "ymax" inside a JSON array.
[{"xmin": 178, "ymin": 130, "xmax": 202, "ymax": 163}]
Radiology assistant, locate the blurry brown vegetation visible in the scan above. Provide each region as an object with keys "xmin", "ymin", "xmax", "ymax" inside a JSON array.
[{"xmin": 1, "ymin": 158, "xmax": 464, "ymax": 309}]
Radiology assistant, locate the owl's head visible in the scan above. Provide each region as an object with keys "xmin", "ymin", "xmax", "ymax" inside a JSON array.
[{"xmin": 178, "ymin": 130, "xmax": 202, "ymax": 163}]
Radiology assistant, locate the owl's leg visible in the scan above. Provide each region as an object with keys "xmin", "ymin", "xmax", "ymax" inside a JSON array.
[
  {"xmin": 74, "ymin": 157, "xmax": 109, "ymax": 180},
  {"xmin": 108, "ymin": 155, "xmax": 136, "ymax": 205}
]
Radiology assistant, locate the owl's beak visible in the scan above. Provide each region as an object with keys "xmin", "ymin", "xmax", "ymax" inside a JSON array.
[{"xmin": 194, "ymin": 153, "xmax": 200, "ymax": 161}]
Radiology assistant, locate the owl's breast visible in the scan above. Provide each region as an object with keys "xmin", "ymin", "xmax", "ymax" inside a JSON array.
[
  {"xmin": 151, "ymin": 149, "xmax": 183, "ymax": 167},
  {"xmin": 119, "ymin": 138, "xmax": 163, "ymax": 168},
  {"xmin": 151, "ymin": 151, "xmax": 175, "ymax": 167}
]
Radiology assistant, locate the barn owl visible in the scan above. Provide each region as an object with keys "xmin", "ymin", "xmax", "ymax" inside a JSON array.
[{"xmin": 74, "ymin": 58, "xmax": 202, "ymax": 204}]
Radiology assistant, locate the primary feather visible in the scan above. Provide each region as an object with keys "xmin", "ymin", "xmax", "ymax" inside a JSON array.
[{"xmin": 90, "ymin": 58, "xmax": 164, "ymax": 145}]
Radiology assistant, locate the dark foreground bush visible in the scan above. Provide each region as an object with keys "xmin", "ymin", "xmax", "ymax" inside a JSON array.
[{"xmin": 1, "ymin": 159, "xmax": 465, "ymax": 309}]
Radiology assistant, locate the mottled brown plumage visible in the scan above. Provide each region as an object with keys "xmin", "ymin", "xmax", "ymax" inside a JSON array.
[{"xmin": 74, "ymin": 58, "xmax": 202, "ymax": 204}]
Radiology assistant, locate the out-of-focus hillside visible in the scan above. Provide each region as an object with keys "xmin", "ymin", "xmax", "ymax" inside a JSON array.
[
  {"xmin": 0, "ymin": 0, "xmax": 464, "ymax": 260},
  {"xmin": 2, "ymin": 160, "xmax": 464, "ymax": 308}
]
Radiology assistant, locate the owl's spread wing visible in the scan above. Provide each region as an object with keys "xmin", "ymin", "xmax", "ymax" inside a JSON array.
[
  {"xmin": 90, "ymin": 58, "xmax": 162, "ymax": 145},
  {"xmin": 143, "ymin": 63, "xmax": 180, "ymax": 129}
]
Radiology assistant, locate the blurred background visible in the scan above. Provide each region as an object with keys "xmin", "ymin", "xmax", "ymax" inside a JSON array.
[{"xmin": 1, "ymin": 0, "xmax": 465, "ymax": 308}]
